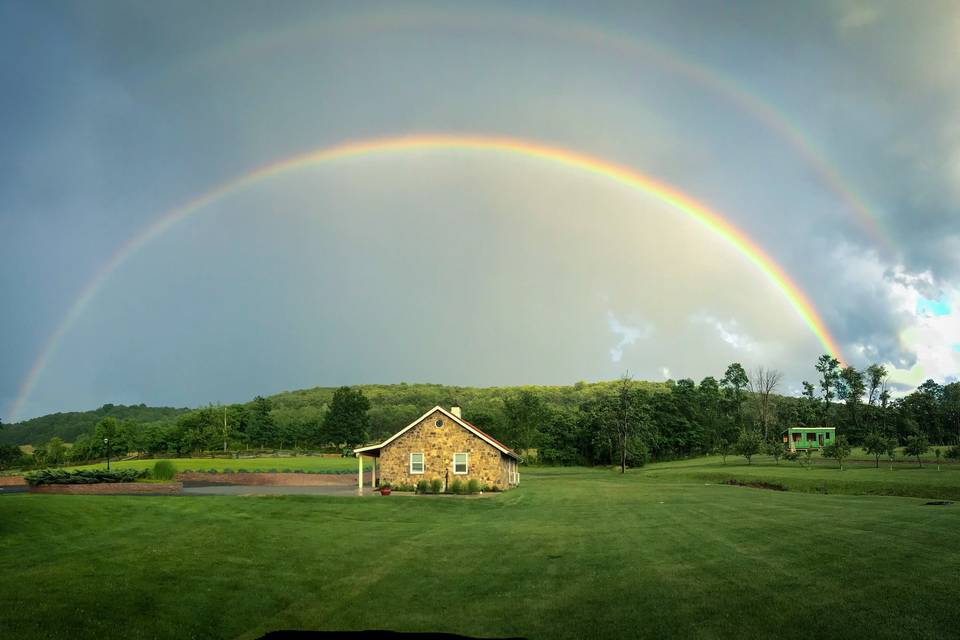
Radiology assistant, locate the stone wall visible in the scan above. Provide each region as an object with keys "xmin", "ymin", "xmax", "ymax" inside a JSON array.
[
  {"xmin": 176, "ymin": 472, "xmax": 369, "ymax": 486},
  {"xmin": 378, "ymin": 409, "xmax": 512, "ymax": 489},
  {"xmin": 30, "ymin": 482, "xmax": 182, "ymax": 494}
]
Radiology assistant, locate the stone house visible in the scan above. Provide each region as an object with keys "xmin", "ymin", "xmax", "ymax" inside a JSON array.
[{"xmin": 353, "ymin": 406, "xmax": 521, "ymax": 490}]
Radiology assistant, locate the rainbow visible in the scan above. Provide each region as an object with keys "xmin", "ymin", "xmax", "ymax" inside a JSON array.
[
  {"xmin": 6, "ymin": 134, "xmax": 845, "ymax": 421},
  {"xmin": 182, "ymin": 7, "xmax": 894, "ymax": 252}
]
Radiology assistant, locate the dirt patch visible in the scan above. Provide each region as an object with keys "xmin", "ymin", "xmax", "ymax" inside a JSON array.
[{"xmin": 723, "ymin": 479, "xmax": 787, "ymax": 492}]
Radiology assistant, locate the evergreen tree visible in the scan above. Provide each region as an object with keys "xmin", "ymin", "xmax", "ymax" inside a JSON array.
[{"xmin": 323, "ymin": 387, "xmax": 370, "ymax": 448}]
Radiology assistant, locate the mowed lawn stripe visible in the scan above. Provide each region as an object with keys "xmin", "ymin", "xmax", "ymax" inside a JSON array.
[{"xmin": 2, "ymin": 468, "xmax": 959, "ymax": 639}]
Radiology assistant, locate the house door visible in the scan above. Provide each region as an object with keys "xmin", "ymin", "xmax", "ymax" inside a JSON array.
[{"xmin": 818, "ymin": 434, "xmax": 824, "ymax": 448}]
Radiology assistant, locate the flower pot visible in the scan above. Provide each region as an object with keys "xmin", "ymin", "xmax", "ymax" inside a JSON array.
[{"xmin": 379, "ymin": 487, "xmax": 392, "ymax": 496}]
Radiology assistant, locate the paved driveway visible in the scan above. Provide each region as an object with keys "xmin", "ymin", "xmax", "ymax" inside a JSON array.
[{"xmin": 181, "ymin": 482, "xmax": 375, "ymax": 496}]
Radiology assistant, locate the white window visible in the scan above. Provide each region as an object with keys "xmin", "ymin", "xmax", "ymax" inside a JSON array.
[
  {"xmin": 453, "ymin": 452, "xmax": 468, "ymax": 474},
  {"xmin": 410, "ymin": 452, "xmax": 424, "ymax": 474}
]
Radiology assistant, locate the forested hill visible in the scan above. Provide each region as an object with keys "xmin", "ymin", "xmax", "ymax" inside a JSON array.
[
  {"xmin": 0, "ymin": 404, "xmax": 190, "ymax": 446},
  {"xmin": 6, "ymin": 372, "xmax": 956, "ymax": 461},
  {"xmin": 1, "ymin": 381, "xmax": 665, "ymax": 447}
]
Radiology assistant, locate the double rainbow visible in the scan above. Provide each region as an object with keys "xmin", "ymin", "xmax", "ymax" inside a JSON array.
[{"xmin": 7, "ymin": 134, "xmax": 844, "ymax": 420}]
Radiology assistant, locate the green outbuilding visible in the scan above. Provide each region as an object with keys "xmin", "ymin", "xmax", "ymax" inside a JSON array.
[{"xmin": 782, "ymin": 427, "xmax": 835, "ymax": 452}]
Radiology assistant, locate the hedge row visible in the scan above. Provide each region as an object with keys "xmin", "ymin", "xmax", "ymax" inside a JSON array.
[
  {"xmin": 178, "ymin": 468, "xmax": 360, "ymax": 475},
  {"xmin": 25, "ymin": 468, "xmax": 147, "ymax": 486}
]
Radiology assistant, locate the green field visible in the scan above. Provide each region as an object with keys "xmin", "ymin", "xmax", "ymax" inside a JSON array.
[
  {"xmin": 2, "ymin": 463, "xmax": 958, "ymax": 639},
  {"xmin": 643, "ymin": 455, "xmax": 960, "ymax": 501},
  {"xmin": 59, "ymin": 456, "xmax": 364, "ymax": 473}
]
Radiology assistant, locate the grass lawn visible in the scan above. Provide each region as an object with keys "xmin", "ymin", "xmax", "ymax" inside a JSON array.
[
  {"xmin": 641, "ymin": 455, "xmax": 960, "ymax": 500},
  {"xmin": 2, "ymin": 465, "xmax": 959, "ymax": 639},
  {"xmin": 58, "ymin": 456, "xmax": 365, "ymax": 473}
]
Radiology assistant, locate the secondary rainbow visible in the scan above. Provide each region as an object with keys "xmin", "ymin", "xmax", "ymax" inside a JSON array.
[
  {"xmin": 185, "ymin": 7, "xmax": 894, "ymax": 252},
  {"xmin": 7, "ymin": 134, "xmax": 845, "ymax": 421}
]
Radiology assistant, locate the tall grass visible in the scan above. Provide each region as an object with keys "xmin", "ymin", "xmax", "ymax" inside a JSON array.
[{"xmin": 151, "ymin": 460, "xmax": 176, "ymax": 481}]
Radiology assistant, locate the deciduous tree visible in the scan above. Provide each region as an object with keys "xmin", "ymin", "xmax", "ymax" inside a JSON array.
[
  {"xmin": 735, "ymin": 429, "xmax": 762, "ymax": 465},
  {"xmin": 822, "ymin": 435, "xmax": 852, "ymax": 470},
  {"xmin": 903, "ymin": 435, "xmax": 929, "ymax": 467},
  {"xmin": 749, "ymin": 366, "xmax": 782, "ymax": 440},
  {"xmin": 862, "ymin": 431, "xmax": 890, "ymax": 469}
]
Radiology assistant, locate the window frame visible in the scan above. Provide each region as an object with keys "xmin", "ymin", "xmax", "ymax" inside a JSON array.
[
  {"xmin": 453, "ymin": 452, "xmax": 468, "ymax": 475},
  {"xmin": 409, "ymin": 452, "xmax": 425, "ymax": 474}
]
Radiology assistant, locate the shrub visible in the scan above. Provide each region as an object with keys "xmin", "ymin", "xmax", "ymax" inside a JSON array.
[
  {"xmin": 207, "ymin": 468, "xmax": 218, "ymax": 474},
  {"xmin": 151, "ymin": 460, "xmax": 176, "ymax": 481},
  {"xmin": 25, "ymin": 468, "xmax": 146, "ymax": 487},
  {"xmin": 267, "ymin": 468, "xmax": 279, "ymax": 474},
  {"xmin": 467, "ymin": 479, "xmax": 481, "ymax": 494},
  {"xmin": 236, "ymin": 468, "xmax": 248, "ymax": 474},
  {"xmin": 450, "ymin": 479, "xmax": 464, "ymax": 495},
  {"xmin": 946, "ymin": 445, "xmax": 960, "ymax": 461},
  {"xmin": 429, "ymin": 478, "xmax": 443, "ymax": 494},
  {"xmin": 222, "ymin": 468, "xmax": 235, "ymax": 474},
  {"xmin": 416, "ymin": 479, "xmax": 429, "ymax": 494}
]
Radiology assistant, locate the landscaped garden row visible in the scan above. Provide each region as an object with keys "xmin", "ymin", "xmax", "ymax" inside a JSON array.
[
  {"xmin": 60, "ymin": 456, "xmax": 365, "ymax": 474},
  {"xmin": 381, "ymin": 478, "xmax": 500, "ymax": 494},
  {"xmin": 20, "ymin": 461, "xmax": 369, "ymax": 490}
]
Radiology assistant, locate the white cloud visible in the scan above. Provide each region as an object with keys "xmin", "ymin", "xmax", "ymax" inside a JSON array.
[
  {"xmin": 607, "ymin": 311, "xmax": 652, "ymax": 363},
  {"xmin": 690, "ymin": 313, "xmax": 756, "ymax": 353},
  {"xmin": 887, "ymin": 291, "xmax": 960, "ymax": 386},
  {"xmin": 830, "ymin": 246, "xmax": 960, "ymax": 386}
]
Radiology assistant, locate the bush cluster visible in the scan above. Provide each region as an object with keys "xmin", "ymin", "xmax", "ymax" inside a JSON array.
[
  {"xmin": 175, "ymin": 467, "xmax": 356, "ymax": 475},
  {"xmin": 408, "ymin": 477, "xmax": 493, "ymax": 494},
  {"xmin": 25, "ymin": 468, "xmax": 146, "ymax": 487}
]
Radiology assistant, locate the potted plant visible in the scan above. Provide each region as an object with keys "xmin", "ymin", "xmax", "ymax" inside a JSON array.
[{"xmin": 379, "ymin": 482, "xmax": 392, "ymax": 496}]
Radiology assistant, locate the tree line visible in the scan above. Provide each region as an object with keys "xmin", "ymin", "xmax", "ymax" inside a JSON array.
[{"xmin": 3, "ymin": 356, "xmax": 958, "ymax": 470}]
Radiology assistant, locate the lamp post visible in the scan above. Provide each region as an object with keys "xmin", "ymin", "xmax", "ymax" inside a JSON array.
[{"xmin": 103, "ymin": 437, "xmax": 110, "ymax": 471}]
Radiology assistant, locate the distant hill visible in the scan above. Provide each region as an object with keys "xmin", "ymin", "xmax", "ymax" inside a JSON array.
[
  {"xmin": 0, "ymin": 380, "xmax": 665, "ymax": 446},
  {"xmin": 0, "ymin": 404, "xmax": 190, "ymax": 446}
]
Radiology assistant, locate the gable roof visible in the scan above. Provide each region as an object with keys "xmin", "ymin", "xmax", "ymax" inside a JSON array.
[{"xmin": 354, "ymin": 406, "xmax": 521, "ymax": 460}]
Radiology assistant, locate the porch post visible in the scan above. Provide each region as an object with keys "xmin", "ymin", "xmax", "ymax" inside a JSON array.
[
  {"xmin": 357, "ymin": 454, "xmax": 362, "ymax": 490},
  {"xmin": 371, "ymin": 456, "xmax": 377, "ymax": 489}
]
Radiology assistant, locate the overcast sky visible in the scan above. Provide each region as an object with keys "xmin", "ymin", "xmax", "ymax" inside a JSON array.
[{"xmin": 2, "ymin": 0, "xmax": 959, "ymax": 420}]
